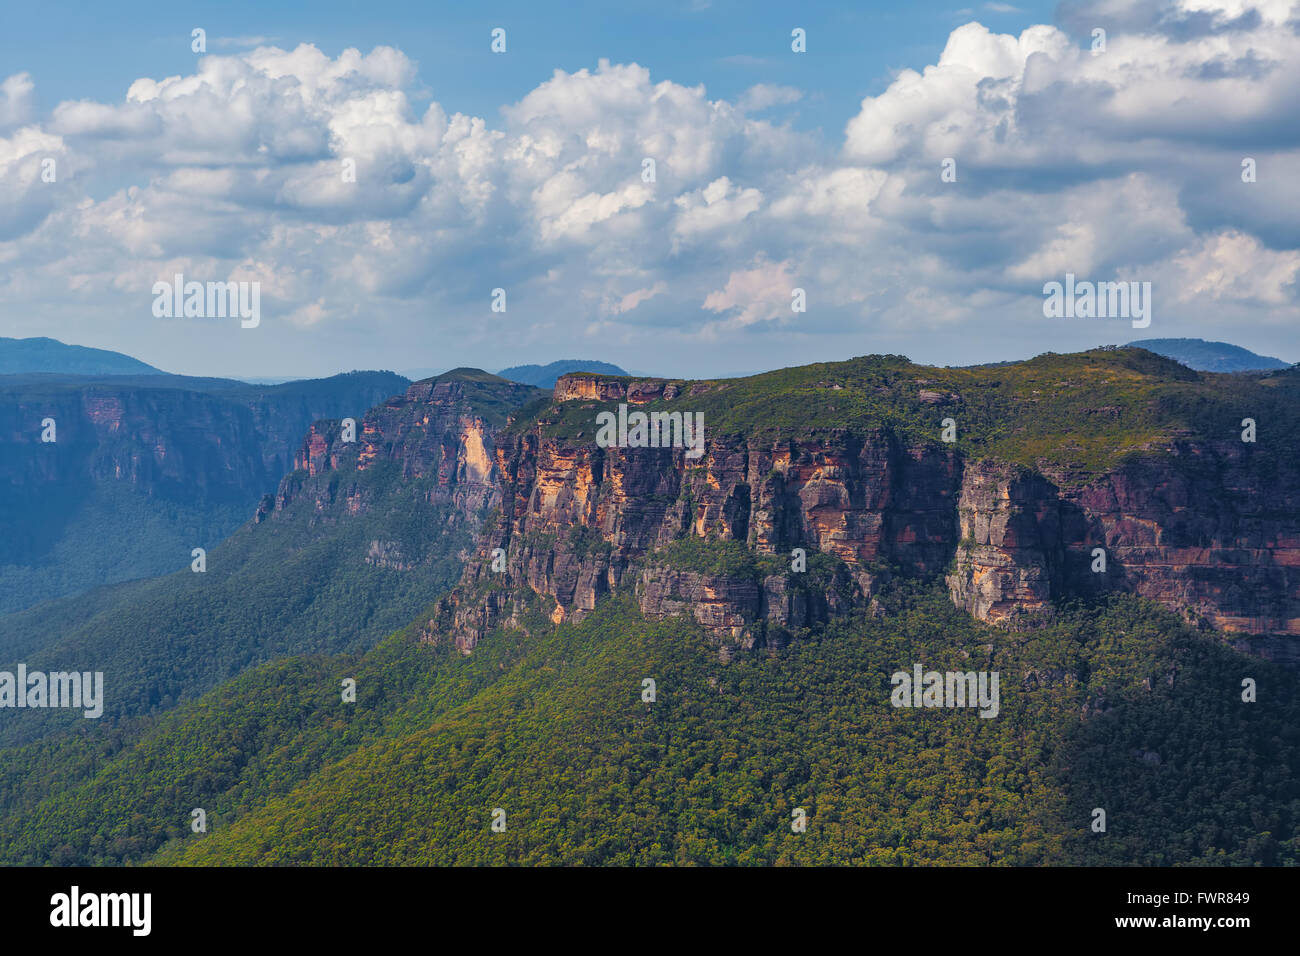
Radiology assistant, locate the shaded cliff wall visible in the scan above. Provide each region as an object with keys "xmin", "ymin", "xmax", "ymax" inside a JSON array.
[{"xmin": 948, "ymin": 449, "xmax": 1300, "ymax": 661}]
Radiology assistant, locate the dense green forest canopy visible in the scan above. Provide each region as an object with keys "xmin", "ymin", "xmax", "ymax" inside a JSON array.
[{"xmin": 2, "ymin": 584, "xmax": 1293, "ymax": 866}]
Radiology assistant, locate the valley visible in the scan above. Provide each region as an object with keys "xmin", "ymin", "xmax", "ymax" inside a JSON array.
[
  {"xmin": 0, "ymin": 368, "xmax": 410, "ymax": 612},
  {"xmin": 1, "ymin": 346, "xmax": 1296, "ymax": 866}
]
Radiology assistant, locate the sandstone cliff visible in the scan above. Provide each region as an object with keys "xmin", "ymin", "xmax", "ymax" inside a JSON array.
[
  {"xmin": 264, "ymin": 373, "xmax": 542, "ymax": 526},
  {"xmin": 949, "ymin": 447, "xmax": 1300, "ymax": 661},
  {"xmin": 431, "ymin": 377, "xmax": 961, "ymax": 651},
  {"xmin": 0, "ymin": 372, "xmax": 410, "ymax": 507},
  {"xmin": 425, "ymin": 361, "xmax": 1300, "ymax": 664}
]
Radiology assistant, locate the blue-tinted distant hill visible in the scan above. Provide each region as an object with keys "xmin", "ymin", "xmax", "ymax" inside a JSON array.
[
  {"xmin": 0, "ymin": 336, "xmax": 166, "ymax": 375},
  {"xmin": 1127, "ymin": 338, "xmax": 1289, "ymax": 372},
  {"xmin": 497, "ymin": 359, "xmax": 628, "ymax": 388},
  {"xmin": 0, "ymin": 368, "xmax": 410, "ymax": 614}
]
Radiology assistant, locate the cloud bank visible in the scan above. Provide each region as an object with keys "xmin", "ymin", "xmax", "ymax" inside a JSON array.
[{"xmin": 0, "ymin": 0, "xmax": 1296, "ymax": 374}]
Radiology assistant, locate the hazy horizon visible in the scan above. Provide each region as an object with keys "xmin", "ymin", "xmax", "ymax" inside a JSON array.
[{"xmin": 9, "ymin": 331, "xmax": 1295, "ymax": 385}]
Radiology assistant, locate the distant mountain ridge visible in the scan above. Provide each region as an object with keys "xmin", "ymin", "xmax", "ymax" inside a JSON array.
[
  {"xmin": 1127, "ymin": 338, "xmax": 1289, "ymax": 372},
  {"xmin": 0, "ymin": 336, "xmax": 166, "ymax": 375},
  {"xmin": 0, "ymin": 369, "xmax": 410, "ymax": 613},
  {"xmin": 496, "ymin": 359, "xmax": 628, "ymax": 388}
]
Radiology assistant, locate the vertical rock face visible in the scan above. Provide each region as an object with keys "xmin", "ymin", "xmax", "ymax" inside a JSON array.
[
  {"xmin": 441, "ymin": 409, "xmax": 962, "ymax": 650},
  {"xmin": 0, "ymin": 387, "xmax": 269, "ymax": 504},
  {"xmin": 947, "ymin": 448, "xmax": 1300, "ymax": 661},
  {"xmin": 947, "ymin": 462, "xmax": 1061, "ymax": 624},
  {"xmin": 632, "ymin": 563, "xmax": 860, "ymax": 647},
  {"xmin": 1065, "ymin": 444, "xmax": 1300, "ymax": 651},
  {"xmin": 271, "ymin": 376, "xmax": 540, "ymax": 521},
  {"xmin": 394, "ymin": 370, "xmax": 1298, "ymax": 663},
  {"xmin": 552, "ymin": 375, "xmax": 630, "ymax": 403},
  {"xmin": 634, "ymin": 567, "xmax": 765, "ymax": 643},
  {"xmin": 0, "ymin": 370, "xmax": 411, "ymax": 613},
  {"xmin": 0, "ymin": 372, "xmax": 410, "ymax": 506}
]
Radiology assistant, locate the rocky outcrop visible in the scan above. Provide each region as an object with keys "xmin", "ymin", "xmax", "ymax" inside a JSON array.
[
  {"xmin": 947, "ymin": 447, "xmax": 1300, "ymax": 661},
  {"xmin": 411, "ymin": 368, "xmax": 1300, "ymax": 664},
  {"xmin": 636, "ymin": 567, "xmax": 764, "ymax": 642},
  {"xmin": 437, "ymin": 416, "xmax": 961, "ymax": 651},
  {"xmin": 635, "ymin": 562, "xmax": 860, "ymax": 649},
  {"xmin": 947, "ymin": 462, "xmax": 1061, "ymax": 623},
  {"xmin": 552, "ymin": 375, "xmax": 630, "ymax": 403},
  {"xmin": 269, "ymin": 376, "xmax": 540, "ymax": 522},
  {"xmin": 552, "ymin": 373, "xmax": 701, "ymax": 404},
  {"xmin": 434, "ymin": 406, "xmax": 1298, "ymax": 660}
]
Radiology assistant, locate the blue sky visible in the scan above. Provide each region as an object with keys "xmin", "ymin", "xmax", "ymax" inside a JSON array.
[
  {"xmin": 0, "ymin": 0, "xmax": 1296, "ymax": 379},
  {"xmin": 3, "ymin": 1, "xmax": 1057, "ymax": 136}
]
